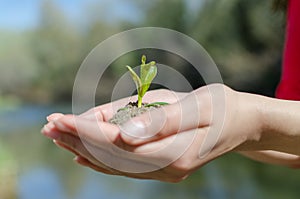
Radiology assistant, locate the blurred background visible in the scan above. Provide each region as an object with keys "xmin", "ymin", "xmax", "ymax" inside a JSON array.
[{"xmin": 1, "ymin": 0, "xmax": 299, "ymax": 198}]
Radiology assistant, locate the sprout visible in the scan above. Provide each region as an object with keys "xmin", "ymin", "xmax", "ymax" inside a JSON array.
[{"xmin": 126, "ymin": 55, "xmax": 157, "ymax": 108}]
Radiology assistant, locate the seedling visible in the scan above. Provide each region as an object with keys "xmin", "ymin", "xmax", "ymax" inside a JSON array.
[
  {"xmin": 126, "ymin": 55, "xmax": 167, "ymax": 108},
  {"xmin": 109, "ymin": 55, "xmax": 168, "ymax": 125}
]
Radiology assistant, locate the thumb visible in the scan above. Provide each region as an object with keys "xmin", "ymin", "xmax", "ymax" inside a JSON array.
[{"xmin": 120, "ymin": 92, "xmax": 209, "ymax": 145}]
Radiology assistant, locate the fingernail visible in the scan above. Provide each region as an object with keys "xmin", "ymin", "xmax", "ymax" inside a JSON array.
[
  {"xmin": 47, "ymin": 113, "xmax": 64, "ymax": 122},
  {"xmin": 120, "ymin": 109, "xmax": 166, "ymax": 143},
  {"xmin": 120, "ymin": 120, "xmax": 147, "ymax": 140},
  {"xmin": 46, "ymin": 116, "xmax": 52, "ymax": 122},
  {"xmin": 42, "ymin": 122, "xmax": 55, "ymax": 132}
]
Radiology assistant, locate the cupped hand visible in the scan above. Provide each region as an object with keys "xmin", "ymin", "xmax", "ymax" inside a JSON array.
[
  {"xmin": 41, "ymin": 85, "xmax": 300, "ymax": 182},
  {"xmin": 42, "ymin": 84, "xmax": 259, "ymax": 181},
  {"xmin": 118, "ymin": 84, "xmax": 300, "ymax": 168},
  {"xmin": 42, "ymin": 89, "xmax": 200, "ymax": 182}
]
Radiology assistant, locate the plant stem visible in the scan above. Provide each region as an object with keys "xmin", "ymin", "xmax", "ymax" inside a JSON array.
[{"xmin": 138, "ymin": 95, "xmax": 142, "ymax": 108}]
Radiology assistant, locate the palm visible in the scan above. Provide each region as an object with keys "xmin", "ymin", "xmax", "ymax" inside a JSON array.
[{"xmin": 43, "ymin": 89, "xmax": 192, "ymax": 182}]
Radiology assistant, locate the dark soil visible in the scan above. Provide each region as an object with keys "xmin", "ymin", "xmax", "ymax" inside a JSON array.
[{"xmin": 109, "ymin": 102, "xmax": 160, "ymax": 125}]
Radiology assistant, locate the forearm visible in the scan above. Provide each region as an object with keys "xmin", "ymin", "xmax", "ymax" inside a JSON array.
[
  {"xmin": 259, "ymin": 96, "xmax": 300, "ymax": 155},
  {"xmin": 238, "ymin": 92, "xmax": 300, "ymax": 155},
  {"xmin": 239, "ymin": 151, "xmax": 300, "ymax": 168}
]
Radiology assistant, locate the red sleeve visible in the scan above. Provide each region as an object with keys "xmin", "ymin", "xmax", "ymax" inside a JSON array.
[{"xmin": 276, "ymin": 0, "xmax": 300, "ymax": 100}]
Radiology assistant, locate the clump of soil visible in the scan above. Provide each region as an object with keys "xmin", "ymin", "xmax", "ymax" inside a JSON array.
[{"xmin": 109, "ymin": 101, "xmax": 160, "ymax": 125}]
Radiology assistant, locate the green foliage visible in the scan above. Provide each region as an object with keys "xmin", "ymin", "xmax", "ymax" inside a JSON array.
[
  {"xmin": 189, "ymin": 0, "xmax": 285, "ymax": 94},
  {"xmin": 0, "ymin": 0, "xmax": 285, "ymax": 103},
  {"xmin": 126, "ymin": 55, "xmax": 157, "ymax": 107},
  {"xmin": 30, "ymin": 0, "xmax": 82, "ymax": 102},
  {"xmin": 145, "ymin": 102, "xmax": 169, "ymax": 107},
  {"xmin": 141, "ymin": 0, "xmax": 187, "ymax": 32}
]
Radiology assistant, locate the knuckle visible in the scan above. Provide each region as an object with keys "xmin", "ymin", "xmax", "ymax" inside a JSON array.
[{"xmin": 171, "ymin": 157, "xmax": 194, "ymax": 174}]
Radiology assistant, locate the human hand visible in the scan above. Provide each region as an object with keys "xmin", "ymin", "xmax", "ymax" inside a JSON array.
[
  {"xmin": 43, "ymin": 89, "xmax": 200, "ymax": 182},
  {"xmin": 42, "ymin": 84, "xmax": 262, "ymax": 182},
  {"xmin": 43, "ymin": 85, "xmax": 298, "ymax": 182},
  {"xmin": 44, "ymin": 111, "xmax": 300, "ymax": 170},
  {"xmin": 118, "ymin": 84, "xmax": 300, "ymax": 167}
]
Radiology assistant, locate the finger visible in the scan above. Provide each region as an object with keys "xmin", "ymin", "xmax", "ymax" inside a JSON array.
[
  {"xmin": 53, "ymin": 140, "xmax": 80, "ymax": 156},
  {"xmin": 42, "ymin": 122, "xmax": 56, "ymax": 136},
  {"xmin": 74, "ymin": 156, "xmax": 158, "ymax": 180},
  {"xmin": 79, "ymin": 103, "xmax": 113, "ymax": 122},
  {"xmin": 52, "ymin": 115, "xmax": 168, "ymax": 173},
  {"xmin": 52, "ymin": 133, "xmax": 97, "ymax": 162},
  {"xmin": 79, "ymin": 89, "xmax": 186, "ymax": 121},
  {"xmin": 143, "ymin": 89, "xmax": 187, "ymax": 103},
  {"xmin": 42, "ymin": 113, "xmax": 69, "ymax": 134},
  {"xmin": 52, "ymin": 115, "xmax": 139, "ymax": 154},
  {"xmin": 51, "ymin": 115, "xmax": 140, "ymax": 155},
  {"xmin": 42, "ymin": 114, "xmax": 77, "ymax": 138},
  {"xmin": 47, "ymin": 113, "xmax": 64, "ymax": 122},
  {"xmin": 74, "ymin": 156, "xmax": 139, "ymax": 177},
  {"xmin": 53, "ymin": 133, "xmax": 119, "ymax": 172},
  {"xmin": 53, "ymin": 115, "xmax": 201, "ymax": 174},
  {"xmin": 74, "ymin": 156, "xmax": 116, "ymax": 175},
  {"xmin": 79, "ymin": 98, "xmax": 135, "ymax": 122},
  {"xmin": 53, "ymin": 115, "xmax": 120, "ymax": 146},
  {"xmin": 120, "ymin": 90, "xmax": 211, "ymax": 145}
]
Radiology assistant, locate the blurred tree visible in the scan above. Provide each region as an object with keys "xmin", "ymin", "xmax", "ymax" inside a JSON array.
[
  {"xmin": 143, "ymin": 0, "xmax": 187, "ymax": 33},
  {"xmin": 190, "ymin": 0, "xmax": 285, "ymax": 96},
  {"xmin": 0, "ymin": 0, "xmax": 286, "ymax": 104},
  {"xmin": 31, "ymin": 0, "xmax": 82, "ymax": 103},
  {"xmin": 123, "ymin": 0, "xmax": 201, "ymax": 91},
  {"xmin": 0, "ymin": 31, "xmax": 39, "ymax": 102}
]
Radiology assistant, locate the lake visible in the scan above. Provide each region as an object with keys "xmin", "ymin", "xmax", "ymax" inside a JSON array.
[{"xmin": 0, "ymin": 105, "xmax": 300, "ymax": 199}]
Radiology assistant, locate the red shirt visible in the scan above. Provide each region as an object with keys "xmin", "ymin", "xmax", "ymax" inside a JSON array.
[{"xmin": 276, "ymin": 0, "xmax": 300, "ymax": 100}]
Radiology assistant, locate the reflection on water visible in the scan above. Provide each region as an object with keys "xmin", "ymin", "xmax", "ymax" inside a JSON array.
[
  {"xmin": 19, "ymin": 168, "xmax": 67, "ymax": 199},
  {"xmin": 1, "ymin": 105, "xmax": 300, "ymax": 199},
  {"xmin": 0, "ymin": 105, "xmax": 64, "ymax": 132},
  {"xmin": 18, "ymin": 167, "xmax": 154, "ymax": 199}
]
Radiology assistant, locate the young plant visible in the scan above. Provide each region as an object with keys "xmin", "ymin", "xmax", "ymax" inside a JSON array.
[
  {"xmin": 109, "ymin": 55, "xmax": 168, "ymax": 125},
  {"xmin": 126, "ymin": 55, "xmax": 166, "ymax": 108}
]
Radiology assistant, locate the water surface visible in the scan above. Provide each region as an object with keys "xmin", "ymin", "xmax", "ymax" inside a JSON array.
[{"xmin": 1, "ymin": 105, "xmax": 299, "ymax": 199}]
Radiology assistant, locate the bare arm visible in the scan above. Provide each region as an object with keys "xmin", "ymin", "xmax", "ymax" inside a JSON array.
[
  {"xmin": 236, "ymin": 92, "xmax": 300, "ymax": 156},
  {"xmin": 42, "ymin": 85, "xmax": 300, "ymax": 181},
  {"xmin": 238, "ymin": 151, "xmax": 300, "ymax": 168}
]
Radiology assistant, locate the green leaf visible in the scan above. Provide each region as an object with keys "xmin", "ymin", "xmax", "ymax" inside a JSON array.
[
  {"xmin": 145, "ymin": 102, "xmax": 169, "ymax": 107},
  {"xmin": 141, "ymin": 66, "xmax": 157, "ymax": 97},
  {"xmin": 140, "ymin": 59, "xmax": 157, "ymax": 97},
  {"xmin": 125, "ymin": 55, "xmax": 158, "ymax": 108},
  {"xmin": 126, "ymin": 65, "xmax": 142, "ymax": 95}
]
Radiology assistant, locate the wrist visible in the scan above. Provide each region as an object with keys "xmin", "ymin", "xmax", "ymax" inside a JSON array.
[{"xmin": 234, "ymin": 91, "xmax": 266, "ymax": 151}]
